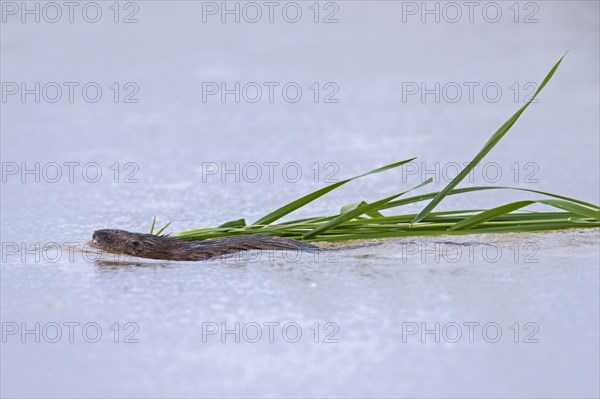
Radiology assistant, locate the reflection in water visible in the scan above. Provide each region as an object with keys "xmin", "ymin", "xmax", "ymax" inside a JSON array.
[{"xmin": 94, "ymin": 260, "xmax": 174, "ymax": 268}]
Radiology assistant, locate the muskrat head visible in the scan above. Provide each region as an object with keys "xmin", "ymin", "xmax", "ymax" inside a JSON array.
[
  {"xmin": 92, "ymin": 229, "xmax": 146, "ymax": 256},
  {"xmin": 92, "ymin": 229, "xmax": 184, "ymax": 260}
]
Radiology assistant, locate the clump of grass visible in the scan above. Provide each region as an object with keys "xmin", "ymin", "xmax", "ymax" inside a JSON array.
[{"xmin": 160, "ymin": 56, "xmax": 600, "ymax": 242}]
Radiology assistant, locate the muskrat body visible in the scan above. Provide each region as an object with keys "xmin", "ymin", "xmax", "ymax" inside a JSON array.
[{"xmin": 92, "ymin": 229, "xmax": 319, "ymax": 261}]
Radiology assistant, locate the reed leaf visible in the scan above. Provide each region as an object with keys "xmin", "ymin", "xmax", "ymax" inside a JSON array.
[
  {"xmin": 411, "ymin": 56, "xmax": 565, "ymax": 224},
  {"xmin": 150, "ymin": 216, "xmax": 157, "ymax": 235},
  {"xmin": 252, "ymin": 157, "xmax": 416, "ymax": 226},
  {"xmin": 159, "ymin": 56, "xmax": 599, "ymax": 245}
]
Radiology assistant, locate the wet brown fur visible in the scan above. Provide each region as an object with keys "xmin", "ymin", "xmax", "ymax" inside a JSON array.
[{"xmin": 92, "ymin": 229, "xmax": 319, "ymax": 261}]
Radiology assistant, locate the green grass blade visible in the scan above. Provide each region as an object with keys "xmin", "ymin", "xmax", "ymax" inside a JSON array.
[
  {"xmin": 449, "ymin": 199, "xmax": 599, "ymax": 231},
  {"xmin": 303, "ymin": 179, "xmax": 432, "ymax": 239},
  {"xmin": 150, "ymin": 216, "xmax": 157, "ymax": 235},
  {"xmin": 449, "ymin": 201, "xmax": 536, "ymax": 230},
  {"xmin": 340, "ymin": 201, "xmax": 384, "ymax": 218},
  {"xmin": 411, "ymin": 56, "xmax": 565, "ymax": 224},
  {"xmin": 252, "ymin": 157, "xmax": 416, "ymax": 226},
  {"xmin": 155, "ymin": 221, "xmax": 172, "ymax": 236},
  {"xmin": 538, "ymin": 200, "xmax": 600, "ymax": 220},
  {"xmin": 382, "ymin": 185, "xmax": 599, "ymax": 212},
  {"xmin": 218, "ymin": 219, "xmax": 247, "ymax": 228},
  {"xmin": 302, "ymin": 193, "xmax": 407, "ymax": 239}
]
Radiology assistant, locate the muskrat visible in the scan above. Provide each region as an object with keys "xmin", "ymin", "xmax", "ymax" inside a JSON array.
[{"xmin": 91, "ymin": 229, "xmax": 319, "ymax": 261}]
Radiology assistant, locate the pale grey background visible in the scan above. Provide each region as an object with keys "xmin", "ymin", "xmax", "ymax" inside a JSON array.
[{"xmin": 1, "ymin": 1, "xmax": 599, "ymax": 397}]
